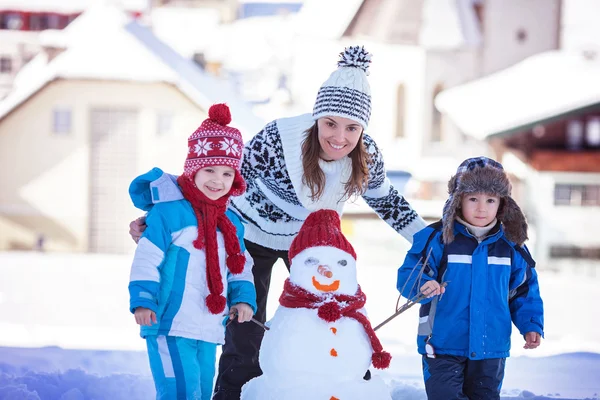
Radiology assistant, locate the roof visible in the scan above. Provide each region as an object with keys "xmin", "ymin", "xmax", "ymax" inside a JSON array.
[
  {"xmin": 435, "ymin": 50, "xmax": 600, "ymax": 139},
  {"xmin": 297, "ymin": 0, "xmax": 481, "ymax": 48},
  {"xmin": 419, "ymin": 0, "xmax": 482, "ymax": 49},
  {"xmin": 0, "ymin": 0, "xmax": 146, "ymax": 13},
  {"xmin": 294, "ymin": 0, "xmax": 363, "ymax": 39},
  {"xmin": 0, "ymin": 3, "xmax": 265, "ymax": 138}
]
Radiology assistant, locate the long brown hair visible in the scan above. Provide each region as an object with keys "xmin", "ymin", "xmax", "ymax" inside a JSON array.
[{"xmin": 301, "ymin": 122, "xmax": 370, "ymax": 202}]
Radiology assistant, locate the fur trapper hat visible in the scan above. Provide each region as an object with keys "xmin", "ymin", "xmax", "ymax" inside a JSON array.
[{"xmin": 442, "ymin": 157, "xmax": 528, "ymax": 245}]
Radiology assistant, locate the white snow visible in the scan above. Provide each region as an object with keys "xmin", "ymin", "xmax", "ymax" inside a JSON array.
[
  {"xmin": 435, "ymin": 50, "xmax": 600, "ymax": 140},
  {"xmin": 0, "ymin": 249, "xmax": 599, "ymax": 398}
]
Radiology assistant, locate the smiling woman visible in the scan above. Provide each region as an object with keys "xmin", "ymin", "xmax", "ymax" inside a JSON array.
[
  {"xmin": 301, "ymin": 115, "xmax": 369, "ymax": 202},
  {"xmin": 128, "ymin": 45, "xmax": 427, "ymax": 400}
]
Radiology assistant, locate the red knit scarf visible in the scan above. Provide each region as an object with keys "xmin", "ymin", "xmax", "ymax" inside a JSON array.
[
  {"xmin": 279, "ymin": 278, "xmax": 391, "ymax": 369},
  {"xmin": 177, "ymin": 175, "xmax": 245, "ymax": 314}
]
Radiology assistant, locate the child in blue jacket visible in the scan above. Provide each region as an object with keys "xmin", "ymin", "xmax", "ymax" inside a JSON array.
[
  {"xmin": 397, "ymin": 157, "xmax": 544, "ymax": 400},
  {"xmin": 128, "ymin": 104, "xmax": 257, "ymax": 400}
]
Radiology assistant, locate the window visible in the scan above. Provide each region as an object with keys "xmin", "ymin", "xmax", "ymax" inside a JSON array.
[
  {"xmin": 29, "ymin": 14, "xmax": 49, "ymax": 31},
  {"xmin": 473, "ymin": 0, "xmax": 484, "ymax": 31},
  {"xmin": 583, "ymin": 185, "xmax": 600, "ymax": 206},
  {"xmin": 0, "ymin": 57, "xmax": 12, "ymax": 73},
  {"xmin": 395, "ymin": 84, "xmax": 406, "ymax": 138},
  {"xmin": 516, "ymin": 28, "xmax": 528, "ymax": 43},
  {"xmin": 0, "ymin": 13, "xmax": 23, "ymax": 30},
  {"xmin": 566, "ymin": 119, "xmax": 584, "ymax": 150},
  {"xmin": 431, "ymin": 84, "xmax": 444, "ymax": 142},
  {"xmin": 53, "ymin": 109, "xmax": 72, "ymax": 134},
  {"xmin": 550, "ymin": 246, "xmax": 600, "ymax": 260},
  {"xmin": 157, "ymin": 113, "xmax": 173, "ymax": 136},
  {"xmin": 47, "ymin": 14, "xmax": 61, "ymax": 29},
  {"xmin": 586, "ymin": 117, "xmax": 600, "ymax": 147},
  {"xmin": 554, "ymin": 184, "xmax": 600, "ymax": 206},
  {"xmin": 156, "ymin": 112, "xmax": 173, "ymax": 136}
]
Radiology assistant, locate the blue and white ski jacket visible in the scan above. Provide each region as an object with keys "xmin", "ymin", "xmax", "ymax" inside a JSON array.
[
  {"xmin": 397, "ymin": 221, "xmax": 544, "ymax": 360},
  {"xmin": 128, "ymin": 168, "xmax": 257, "ymax": 345}
]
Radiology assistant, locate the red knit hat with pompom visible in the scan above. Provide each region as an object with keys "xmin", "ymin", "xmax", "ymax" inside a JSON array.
[
  {"xmin": 183, "ymin": 103, "xmax": 245, "ymax": 196},
  {"xmin": 288, "ymin": 209, "xmax": 356, "ymax": 261}
]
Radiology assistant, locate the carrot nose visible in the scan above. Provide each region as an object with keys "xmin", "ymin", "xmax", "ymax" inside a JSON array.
[{"xmin": 318, "ymin": 265, "xmax": 333, "ymax": 278}]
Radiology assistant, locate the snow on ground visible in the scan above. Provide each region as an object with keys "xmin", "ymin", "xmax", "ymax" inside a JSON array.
[{"xmin": 0, "ymin": 250, "xmax": 599, "ymax": 399}]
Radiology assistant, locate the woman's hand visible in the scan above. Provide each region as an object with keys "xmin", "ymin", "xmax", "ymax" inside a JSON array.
[
  {"xmin": 230, "ymin": 303, "xmax": 254, "ymax": 323},
  {"xmin": 129, "ymin": 216, "xmax": 147, "ymax": 243}
]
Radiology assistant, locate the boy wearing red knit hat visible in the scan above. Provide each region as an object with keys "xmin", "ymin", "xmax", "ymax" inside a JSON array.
[{"xmin": 128, "ymin": 104, "xmax": 257, "ymax": 400}]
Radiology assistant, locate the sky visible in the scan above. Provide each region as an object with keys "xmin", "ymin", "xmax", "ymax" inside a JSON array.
[{"xmin": 0, "ymin": 249, "xmax": 599, "ymax": 399}]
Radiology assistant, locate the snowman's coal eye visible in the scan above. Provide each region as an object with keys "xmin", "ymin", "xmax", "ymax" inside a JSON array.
[
  {"xmin": 338, "ymin": 259, "xmax": 348, "ymax": 267},
  {"xmin": 305, "ymin": 257, "xmax": 319, "ymax": 266}
]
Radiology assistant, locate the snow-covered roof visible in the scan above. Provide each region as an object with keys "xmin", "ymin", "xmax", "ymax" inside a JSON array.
[
  {"xmin": 0, "ymin": 0, "xmax": 147, "ymax": 13},
  {"xmin": 419, "ymin": 0, "xmax": 482, "ymax": 49},
  {"xmin": 0, "ymin": 3, "xmax": 264, "ymax": 137},
  {"xmin": 435, "ymin": 50, "xmax": 600, "ymax": 139},
  {"xmin": 208, "ymin": 14, "xmax": 297, "ymax": 70},
  {"xmin": 294, "ymin": 0, "xmax": 363, "ymax": 39},
  {"xmin": 296, "ymin": 0, "xmax": 481, "ymax": 48},
  {"xmin": 149, "ymin": 7, "xmax": 220, "ymax": 59}
]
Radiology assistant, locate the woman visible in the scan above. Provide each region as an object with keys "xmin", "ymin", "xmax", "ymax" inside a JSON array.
[{"xmin": 129, "ymin": 46, "xmax": 427, "ymax": 400}]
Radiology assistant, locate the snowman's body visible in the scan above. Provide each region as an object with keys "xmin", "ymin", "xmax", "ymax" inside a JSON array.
[
  {"xmin": 241, "ymin": 244, "xmax": 392, "ymax": 400},
  {"xmin": 260, "ymin": 306, "xmax": 372, "ymax": 381}
]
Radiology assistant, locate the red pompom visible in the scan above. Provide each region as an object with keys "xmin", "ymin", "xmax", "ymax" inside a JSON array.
[
  {"xmin": 208, "ymin": 103, "xmax": 232, "ymax": 126},
  {"xmin": 317, "ymin": 301, "xmax": 342, "ymax": 322},
  {"xmin": 371, "ymin": 351, "xmax": 392, "ymax": 369},
  {"xmin": 227, "ymin": 253, "xmax": 245, "ymax": 275},
  {"xmin": 206, "ymin": 293, "xmax": 226, "ymax": 314}
]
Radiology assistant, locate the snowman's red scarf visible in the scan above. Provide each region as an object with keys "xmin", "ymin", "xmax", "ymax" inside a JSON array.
[
  {"xmin": 279, "ymin": 278, "xmax": 391, "ymax": 369},
  {"xmin": 177, "ymin": 175, "xmax": 245, "ymax": 315}
]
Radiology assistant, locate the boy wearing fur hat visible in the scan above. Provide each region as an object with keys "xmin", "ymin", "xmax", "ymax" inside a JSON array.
[
  {"xmin": 396, "ymin": 157, "xmax": 544, "ymax": 400},
  {"xmin": 128, "ymin": 104, "xmax": 257, "ymax": 400}
]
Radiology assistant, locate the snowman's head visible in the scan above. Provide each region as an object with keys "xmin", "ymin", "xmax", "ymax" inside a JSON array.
[
  {"xmin": 290, "ymin": 246, "xmax": 358, "ymax": 295},
  {"xmin": 288, "ymin": 209, "xmax": 358, "ymax": 296}
]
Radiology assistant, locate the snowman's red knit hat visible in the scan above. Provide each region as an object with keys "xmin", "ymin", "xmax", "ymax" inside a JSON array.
[{"xmin": 288, "ymin": 209, "xmax": 356, "ymax": 261}]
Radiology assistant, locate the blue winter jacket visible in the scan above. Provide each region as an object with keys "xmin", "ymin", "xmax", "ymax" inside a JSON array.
[
  {"xmin": 396, "ymin": 221, "xmax": 544, "ymax": 360},
  {"xmin": 128, "ymin": 168, "xmax": 257, "ymax": 344}
]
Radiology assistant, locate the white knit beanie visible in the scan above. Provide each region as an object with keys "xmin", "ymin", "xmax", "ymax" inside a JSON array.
[{"xmin": 312, "ymin": 45, "xmax": 372, "ymax": 130}]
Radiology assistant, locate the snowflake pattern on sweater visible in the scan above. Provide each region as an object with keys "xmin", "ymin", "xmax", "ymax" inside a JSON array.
[
  {"xmin": 231, "ymin": 114, "xmax": 426, "ymax": 250},
  {"xmin": 238, "ymin": 121, "xmax": 302, "ymax": 224}
]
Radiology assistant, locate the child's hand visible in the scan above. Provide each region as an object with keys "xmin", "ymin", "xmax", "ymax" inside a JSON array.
[
  {"xmin": 420, "ymin": 280, "xmax": 446, "ymax": 298},
  {"xmin": 134, "ymin": 307, "xmax": 156, "ymax": 326},
  {"xmin": 523, "ymin": 331, "xmax": 541, "ymax": 349},
  {"xmin": 230, "ymin": 303, "xmax": 254, "ymax": 323},
  {"xmin": 129, "ymin": 216, "xmax": 147, "ymax": 244}
]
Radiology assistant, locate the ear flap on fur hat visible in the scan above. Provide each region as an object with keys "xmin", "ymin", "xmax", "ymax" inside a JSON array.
[
  {"xmin": 442, "ymin": 175, "xmax": 460, "ymax": 245},
  {"xmin": 499, "ymin": 197, "xmax": 528, "ymax": 245}
]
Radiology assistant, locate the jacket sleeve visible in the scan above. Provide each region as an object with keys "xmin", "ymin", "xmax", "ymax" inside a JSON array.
[
  {"xmin": 361, "ymin": 134, "xmax": 427, "ymax": 244},
  {"xmin": 226, "ymin": 212, "xmax": 257, "ymax": 313},
  {"xmin": 128, "ymin": 204, "xmax": 171, "ymax": 314},
  {"xmin": 509, "ymin": 245, "xmax": 544, "ymax": 336},
  {"xmin": 396, "ymin": 228, "xmax": 443, "ymax": 304}
]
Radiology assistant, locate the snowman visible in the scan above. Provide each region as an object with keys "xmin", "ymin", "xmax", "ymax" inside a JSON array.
[{"xmin": 241, "ymin": 209, "xmax": 393, "ymax": 400}]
